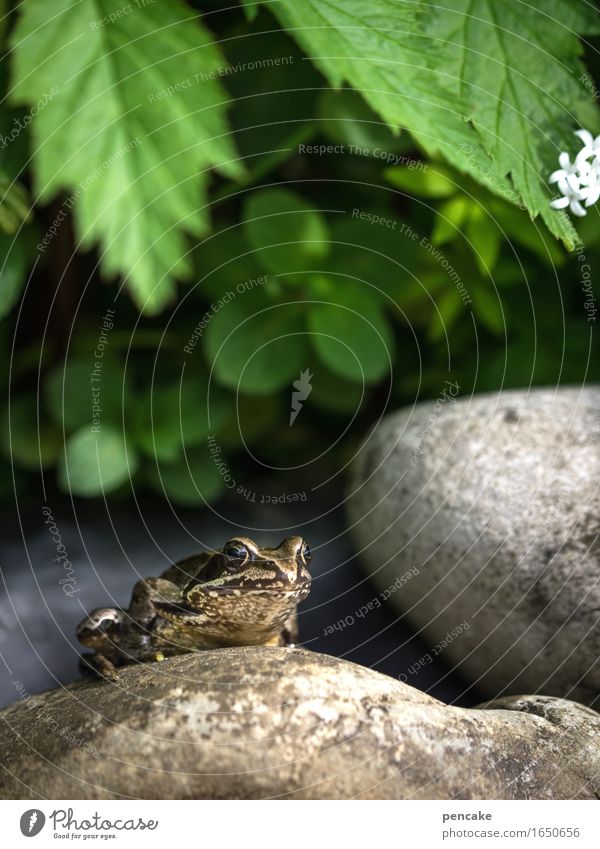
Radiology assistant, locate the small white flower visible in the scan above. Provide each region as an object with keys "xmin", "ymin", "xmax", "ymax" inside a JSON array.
[
  {"xmin": 549, "ymin": 129, "xmax": 600, "ymax": 217},
  {"xmin": 549, "ymin": 151, "xmax": 587, "ymax": 193},
  {"xmin": 580, "ymin": 158, "xmax": 600, "ymax": 207},
  {"xmin": 575, "ymin": 128, "xmax": 600, "ymax": 163},
  {"xmin": 550, "ymin": 184, "xmax": 587, "ymax": 217}
]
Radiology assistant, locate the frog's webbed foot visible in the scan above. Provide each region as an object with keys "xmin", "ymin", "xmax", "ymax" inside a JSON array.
[{"xmin": 79, "ymin": 652, "xmax": 119, "ymax": 682}]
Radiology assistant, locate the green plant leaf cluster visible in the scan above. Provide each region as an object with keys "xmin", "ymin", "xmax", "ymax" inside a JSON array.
[{"xmin": 0, "ymin": 0, "xmax": 598, "ymax": 507}]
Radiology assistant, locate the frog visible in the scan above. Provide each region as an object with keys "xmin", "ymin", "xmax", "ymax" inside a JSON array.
[{"xmin": 77, "ymin": 535, "xmax": 312, "ymax": 679}]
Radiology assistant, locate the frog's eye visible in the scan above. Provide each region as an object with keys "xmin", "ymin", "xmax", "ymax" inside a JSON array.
[
  {"xmin": 97, "ymin": 616, "xmax": 117, "ymax": 634},
  {"xmin": 223, "ymin": 541, "xmax": 250, "ymax": 562},
  {"xmin": 300, "ymin": 541, "xmax": 312, "ymax": 565}
]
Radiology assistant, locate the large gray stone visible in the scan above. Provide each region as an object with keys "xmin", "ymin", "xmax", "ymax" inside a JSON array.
[
  {"xmin": 1, "ymin": 648, "xmax": 599, "ymax": 799},
  {"xmin": 347, "ymin": 387, "xmax": 600, "ymax": 706}
]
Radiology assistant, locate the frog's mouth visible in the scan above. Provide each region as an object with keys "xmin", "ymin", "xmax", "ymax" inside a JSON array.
[
  {"xmin": 194, "ymin": 581, "xmax": 310, "ymax": 595},
  {"xmin": 153, "ymin": 580, "xmax": 310, "ymax": 620}
]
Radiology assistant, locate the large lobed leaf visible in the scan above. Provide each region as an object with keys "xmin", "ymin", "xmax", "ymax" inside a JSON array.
[
  {"xmin": 10, "ymin": 0, "xmax": 242, "ymax": 313},
  {"xmin": 424, "ymin": 0, "xmax": 600, "ymax": 248},
  {"xmin": 264, "ymin": 0, "xmax": 600, "ymax": 248}
]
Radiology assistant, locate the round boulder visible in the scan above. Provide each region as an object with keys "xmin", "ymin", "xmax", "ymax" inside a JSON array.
[
  {"xmin": 347, "ymin": 387, "xmax": 600, "ymax": 705},
  {"xmin": 0, "ymin": 648, "xmax": 599, "ymax": 799}
]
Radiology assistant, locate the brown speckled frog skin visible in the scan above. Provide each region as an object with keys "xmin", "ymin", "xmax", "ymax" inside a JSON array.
[{"xmin": 77, "ymin": 536, "xmax": 312, "ymax": 679}]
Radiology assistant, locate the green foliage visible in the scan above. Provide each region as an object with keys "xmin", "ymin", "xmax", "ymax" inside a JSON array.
[
  {"xmin": 264, "ymin": 0, "xmax": 599, "ymax": 246},
  {"xmin": 423, "ymin": 0, "xmax": 600, "ymax": 248},
  {"xmin": 2, "ymin": 395, "xmax": 61, "ymax": 469},
  {"xmin": 243, "ymin": 188, "xmax": 330, "ymax": 274},
  {"xmin": 0, "ymin": 0, "xmax": 599, "ymax": 505},
  {"xmin": 0, "ymin": 227, "xmax": 34, "ymax": 319},
  {"xmin": 58, "ymin": 426, "xmax": 137, "ymax": 497},
  {"xmin": 10, "ymin": 0, "xmax": 242, "ymax": 313},
  {"xmin": 307, "ymin": 278, "xmax": 393, "ymax": 383},
  {"xmin": 147, "ymin": 446, "xmax": 225, "ymax": 506}
]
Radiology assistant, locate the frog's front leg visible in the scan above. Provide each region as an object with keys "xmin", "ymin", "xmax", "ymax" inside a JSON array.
[
  {"xmin": 79, "ymin": 651, "xmax": 119, "ymax": 681},
  {"xmin": 279, "ymin": 610, "xmax": 299, "ymax": 647}
]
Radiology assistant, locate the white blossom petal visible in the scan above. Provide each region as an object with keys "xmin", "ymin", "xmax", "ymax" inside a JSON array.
[
  {"xmin": 575, "ymin": 128, "xmax": 594, "ymax": 148},
  {"xmin": 576, "ymin": 146, "xmax": 594, "ymax": 165},
  {"xmin": 558, "ymin": 151, "xmax": 571, "ymax": 170},
  {"xmin": 550, "ymin": 196, "xmax": 570, "ymax": 209},
  {"xmin": 570, "ymin": 199, "xmax": 587, "ymax": 217}
]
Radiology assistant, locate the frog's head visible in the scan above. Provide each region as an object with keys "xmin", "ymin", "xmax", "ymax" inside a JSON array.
[
  {"xmin": 194, "ymin": 536, "xmax": 311, "ymax": 592},
  {"xmin": 156, "ymin": 536, "xmax": 312, "ymax": 646}
]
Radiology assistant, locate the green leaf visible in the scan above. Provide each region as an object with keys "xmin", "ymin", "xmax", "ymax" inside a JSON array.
[
  {"xmin": 45, "ymin": 355, "xmax": 129, "ymax": 431},
  {"xmin": 385, "ymin": 164, "xmax": 456, "ymax": 198},
  {"xmin": 243, "ymin": 187, "xmax": 330, "ymax": 275},
  {"xmin": 263, "ymin": 1, "xmax": 516, "ymax": 209},
  {"xmin": 466, "ymin": 208, "xmax": 501, "ymax": 275},
  {"xmin": 129, "ymin": 372, "xmax": 229, "ymax": 462},
  {"xmin": 204, "ymin": 293, "xmax": 309, "ymax": 393},
  {"xmin": 427, "ymin": 288, "xmax": 464, "ymax": 342},
  {"xmin": 147, "ymin": 446, "xmax": 224, "ymax": 505},
  {"xmin": 0, "ymin": 172, "xmax": 30, "ymax": 234},
  {"xmin": 239, "ymin": 0, "xmax": 259, "ymax": 22},
  {"xmin": 471, "ymin": 282, "xmax": 505, "ymax": 336},
  {"xmin": 423, "ymin": 0, "xmax": 600, "ymax": 248},
  {"xmin": 487, "ymin": 199, "xmax": 565, "ymax": 266},
  {"xmin": 10, "ymin": 0, "xmax": 242, "ymax": 314},
  {"xmin": 1, "ymin": 395, "xmax": 61, "ymax": 469},
  {"xmin": 309, "ymin": 366, "xmax": 367, "ymax": 413},
  {"xmin": 307, "ymin": 281, "xmax": 393, "ymax": 383},
  {"xmin": 0, "ymin": 228, "xmax": 34, "ymax": 320},
  {"xmin": 58, "ymin": 425, "xmax": 137, "ymax": 496},
  {"xmin": 432, "ymin": 196, "xmax": 471, "ymax": 246}
]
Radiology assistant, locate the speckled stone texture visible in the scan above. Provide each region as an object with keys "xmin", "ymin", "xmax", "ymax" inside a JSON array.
[
  {"xmin": 0, "ymin": 648, "xmax": 599, "ymax": 799},
  {"xmin": 347, "ymin": 387, "xmax": 600, "ymax": 705}
]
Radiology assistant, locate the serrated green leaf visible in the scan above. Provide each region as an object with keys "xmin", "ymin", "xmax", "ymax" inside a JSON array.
[
  {"xmin": 423, "ymin": 0, "xmax": 600, "ymax": 248},
  {"xmin": 243, "ymin": 187, "xmax": 329, "ymax": 275},
  {"xmin": 59, "ymin": 425, "xmax": 137, "ymax": 496},
  {"xmin": 264, "ymin": 0, "xmax": 600, "ymax": 246},
  {"xmin": 263, "ymin": 1, "xmax": 516, "ymax": 206},
  {"xmin": 486, "ymin": 200, "xmax": 565, "ymax": 267},
  {"xmin": 10, "ymin": 0, "xmax": 242, "ymax": 314}
]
